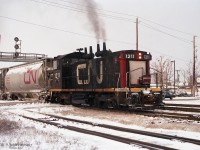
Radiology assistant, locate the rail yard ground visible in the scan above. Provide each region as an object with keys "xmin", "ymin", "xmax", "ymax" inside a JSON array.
[{"xmin": 0, "ymin": 97, "xmax": 200, "ymax": 150}]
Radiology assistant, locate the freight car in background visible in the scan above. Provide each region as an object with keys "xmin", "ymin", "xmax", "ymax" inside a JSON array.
[
  {"xmin": 0, "ymin": 58, "xmax": 53, "ymax": 100},
  {"xmin": 48, "ymin": 42, "xmax": 163, "ymax": 109}
]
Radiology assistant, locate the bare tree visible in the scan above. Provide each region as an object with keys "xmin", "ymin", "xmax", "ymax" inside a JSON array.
[
  {"xmin": 185, "ymin": 62, "xmax": 193, "ymax": 89},
  {"xmin": 151, "ymin": 56, "xmax": 173, "ymax": 89},
  {"xmin": 184, "ymin": 61, "xmax": 200, "ymax": 92},
  {"xmin": 181, "ymin": 69, "xmax": 187, "ymax": 87}
]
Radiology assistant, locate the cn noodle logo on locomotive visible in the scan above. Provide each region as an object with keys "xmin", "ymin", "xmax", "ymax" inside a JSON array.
[{"xmin": 76, "ymin": 61, "xmax": 103, "ymax": 85}]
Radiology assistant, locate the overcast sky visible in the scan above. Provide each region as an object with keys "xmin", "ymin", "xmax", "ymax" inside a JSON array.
[{"xmin": 0, "ymin": 0, "xmax": 200, "ymax": 69}]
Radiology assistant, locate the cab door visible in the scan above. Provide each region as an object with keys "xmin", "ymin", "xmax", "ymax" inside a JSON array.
[{"xmin": 129, "ymin": 61, "xmax": 146, "ymax": 86}]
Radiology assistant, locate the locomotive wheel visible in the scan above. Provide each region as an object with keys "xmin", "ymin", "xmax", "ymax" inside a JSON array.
[
  {"xmin": 2, "ymin": 93, "xmax": 8, "ymax": 100},
  {"xmin": 108, "ymin": 100, "xmax": 118, "ymax": 108},
  {"xmin": 88, "ymin": 97, "xmax": 94, "ymax": 106},
  {"xmin": 63, "ymin": 94, "xmax": 72, "ymax": 105},
  {"xmin": 55, "ymin": 97, "xmax": 62, "ymax": 104},
  {"xmin": 10, "ymin": 94, "xmax": 18, "ymax": 100},
  {"xmin": 50, "ymin": 95, "xmax": 57, "ymax": 103}
]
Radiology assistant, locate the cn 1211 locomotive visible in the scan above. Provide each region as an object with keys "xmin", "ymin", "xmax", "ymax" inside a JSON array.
[{"xmin": 48, "ymin": 42, "xmax": 163, "ymax": 108}]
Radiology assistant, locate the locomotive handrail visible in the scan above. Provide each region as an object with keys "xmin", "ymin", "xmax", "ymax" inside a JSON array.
[
  {"xmin": 115, "ymin": 73, "xmax": 120, "ymax": 96},
  {"xmin": 150, "ymin": 67, "xmax": 162, "ymax": 88}
]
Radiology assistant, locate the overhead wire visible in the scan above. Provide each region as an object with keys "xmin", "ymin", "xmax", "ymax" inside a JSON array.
[
  {"xmin": 138, "ymin": 42, "xmax": 190, "ymax": 62},
  {"xmin": 56, "ymin": 0, "xmax": 197, "ymax": 37},
  {"xmin": 0, "ymin": 15, "xmax": 136, "ymax": 46},
  {"xmin": 29, "ymin": 0, "xmax": 136, "ymax": 22},
  {"xmin": 43, "ymin": 0, "xmax": 200, "ymax": 48},
  {"xmin": 48, "ymin": 0, "xmax": 200, "ymax": 48},
  {"xmin": 0, "ymin": 15, "xmax": 189, "ymax": 63},
  {"xmin": 140, "ymin": 22, "xmax": 192, "ymax": 45},
  {"xmin": 1, "ymin": 0, "xmax": 197, "ymax": 64},
  {"xmin": 29, "ymin": 0, "xmax": 196, "ymax": 46}
]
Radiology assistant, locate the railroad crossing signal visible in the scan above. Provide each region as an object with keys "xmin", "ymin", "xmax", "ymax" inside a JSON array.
[
  {"xmin": 14, "ymin": 37, "xmax": 21, "ymax": 57},
  {"xmin": 0, "ymin": 37, "xmax": 46, "ymax": 62},
  {"xmin": 14, "ymin": 37, "xmax": 19, "ymax": 42},
  {"xmin": 14, "ymin": 44, "xmax": 19, "ymax": 50}
]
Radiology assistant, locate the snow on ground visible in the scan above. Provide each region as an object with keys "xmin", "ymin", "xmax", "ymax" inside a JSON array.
[
  {"xmin": 164, "ymin": 96, "xmax": 200, "ymax": 105},
  {"xmin": 0, "ymin": 97, "xmax": 200, "ymax": 150},
  {"xmin": 0, "ymin": 111, "xmax": 136, "ymax": 150},
  {"xmin": 0, "ymin": 100, "xmax": 27, "ymax": 103}
]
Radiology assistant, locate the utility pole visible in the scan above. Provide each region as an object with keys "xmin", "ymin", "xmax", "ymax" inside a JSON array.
[
  {"xmin": 192, "ymin": 36, "xmax": 197, "ymax": 96},
  {"xmin": 171, "ymin": 60, "xmax": 175, "ymax": 93},
  {"xmin": 136, "ymin": 17, "xmax": 138, "ymax": 50}
]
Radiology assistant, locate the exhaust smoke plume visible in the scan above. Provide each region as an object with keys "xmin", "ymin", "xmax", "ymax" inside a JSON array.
[{"xmin": 80, "ymin": 0, "xmax": 106, "ymax": 42}]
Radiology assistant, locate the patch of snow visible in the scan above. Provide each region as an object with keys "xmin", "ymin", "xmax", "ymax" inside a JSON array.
[{"xmin": 0, "ymin": 97, "xmax": 200, "ymax": 149}]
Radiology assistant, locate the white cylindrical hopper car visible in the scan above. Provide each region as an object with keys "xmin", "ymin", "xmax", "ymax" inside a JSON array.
[{"xmin": 4, "ymin": 59, "xmax": 53, "ymax": 100}]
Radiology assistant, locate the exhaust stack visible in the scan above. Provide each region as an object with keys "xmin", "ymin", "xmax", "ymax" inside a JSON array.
[
  {"xmin": 84, "ymin": 47, "xmax": 87, "ymax": 54},
  {"xmin": 95, "ymin": 43, "xmax": 101, "ymax": 57},
  {"xmin": 103, "ymin": 42, "xmax": 106, "ymax": 51},
  {"xmin": 95, "ymin": 42, "xmax": 111, "ymax": 57},
  {"xmin": 89, "ymin": 46, "xmax": 93, "ymax": 54},
  {"xmin": 83, "ymin": 46, "xmax": 94, "ymax": 59},
  {"xmin": 97, "ymin": 44, "xmax": 100, "ymax": 53}
]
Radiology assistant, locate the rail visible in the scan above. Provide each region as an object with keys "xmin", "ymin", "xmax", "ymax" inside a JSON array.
[
  {"xmin": 18, "ymin": 112, "xmax": 177, "ymax": 150},
  {"xmin": 35, "ymin": 111, "xmax": 200, "ymax": 145}
]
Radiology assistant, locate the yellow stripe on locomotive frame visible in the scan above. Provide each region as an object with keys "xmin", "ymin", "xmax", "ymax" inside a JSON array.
[{"xmin": 50, "ymin": 87, "xmax": 156, "ymax": 93}]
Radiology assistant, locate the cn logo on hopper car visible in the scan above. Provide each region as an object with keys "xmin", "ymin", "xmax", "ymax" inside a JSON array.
[{"xmin": 24, "ymin": 69, "xmax": 37, "ymax": 84}]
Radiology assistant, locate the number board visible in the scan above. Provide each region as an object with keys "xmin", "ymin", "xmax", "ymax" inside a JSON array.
[
  {"xmin": 124, "ymin": 53, "xmax": 151, "ymax": 60},
  {"xmin": 124, "ymin": 54, "xmax": 135, "ymax": 59}
]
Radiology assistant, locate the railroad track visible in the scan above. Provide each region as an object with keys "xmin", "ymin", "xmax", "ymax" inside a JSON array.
[
  {"xmin": 26, "ymin": 110, "xmax": 200, "ymax": 146},
  {"xmin": 0, "ymin": 100, "xmax": 42, "ymax": 106},
  {"xmin": 25, "ymin": 116, "xmax": 178, "ymax": 150},
  {"xmin": 161, "ymin": 104, "xmax": 200, "ymax": 113},
  {"xmin": 2, "ymin": 100, "xmax": 200, "ymax": 122},
  {"xmin": 165, "ymin": 104, "xmax": 200, "ymax": 108},
  {"xmin": 161, "ymin": 106, "xmax": 200, "ymax": 113},
  {"xmin": 76, "ymin": 106, "xmax": 200, "ymax": 122},
  {"xmin": 0, "ymin": 101, "xmax": 68, "ymax": 112},
  {"xmin": 67, "ymin": 105, "xmax": 200, "ymax": 122},
  {"xmin": 4, "ymin": 104, "xmax": 200, "ymax": 149},
  {"xmin": 144, "ymin": 111, "xmax": 200, "ymax": 122},
  {"xmin": 6, "ymin": 111, "xmax": 189, "ymax": 150},
  {"xmin": 74, "ymin": 105, "xmax": 200, "ymax": 122}
]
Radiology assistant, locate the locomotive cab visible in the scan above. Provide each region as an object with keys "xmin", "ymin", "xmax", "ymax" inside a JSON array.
[
  {"xmin": 115, "ymin": 50, "xmax": 163, "ymax": 108},
  {"xmin": 117, "ymin": 50, "xmax": 151, "ymax": 89}
]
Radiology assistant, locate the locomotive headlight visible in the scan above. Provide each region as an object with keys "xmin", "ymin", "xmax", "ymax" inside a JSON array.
[{"xmin": 138, "ymin": 53, "xmax": 142, "ymax": 59}]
